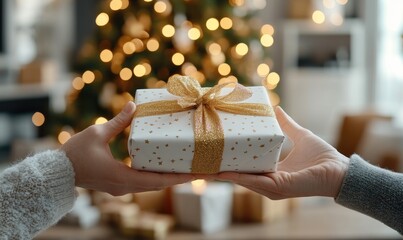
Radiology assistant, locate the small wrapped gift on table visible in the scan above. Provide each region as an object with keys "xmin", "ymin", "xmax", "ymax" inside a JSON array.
[{"xmin": 128, "ymin": 75, "xmax": 284, "ymax": 174}]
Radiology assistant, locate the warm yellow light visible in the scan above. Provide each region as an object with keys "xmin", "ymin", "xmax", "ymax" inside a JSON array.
[
  {"xmin": 131, "ymin": 39, "xmax": 144, "ymax": 52},
  {"xmin": 188, "ymin": 27, "xmax": 201, "ymax": 40},
  {"xmin": 100, "ymin": 49, "xmax": 113, "ymax": 62},
  {"xmin": 218, "ymin": 63, "xmax": 231, "ymax": 76},
  {"xmin": 261, "ymin": 24, "xmax": 274, "ymax": 35},
  {"xmin": 32, "ymin": 112, "xmax": 45, "ymax": 127},
  {"xmin": 123, "ymin": 41, "xmax": 136, "ymax": 54},
  {"xmin": 144, "ymin": 0, "xmax": 153, "ymax": 2},
  {"xmin": 110, "ymin": 0, "xmax": 122, "ymax": 10},
  {"xmin": 182, "ymin": 63, "xmax": 197, "ymax": 76},
  {"xmin": 235, "ymin": 43, "xmax": 248, "ymax": 56},
  {"xmin": 260, "ymin": 34, "xmax": 274, "ymax": 47},
  {"xmin": 121, "ymin": 0, "xmax": 129, "ymax": 9},
  {"xmin": 266, "ymin": 72, "xmax": 280, "ymax": 85},
  {"xmin": 133, "ymin": 64, "xmax": 147, "ymax": 77},
  {"xmin": 336, "ymin": 0, "xmax": 348, "ymax": 5},
  {"xmin": 120, "ymin": 67, "xmax": 133, "ymax": 81},
  {"xmin": 312, "ymin": 10, "xmax": 325, "ymax": 24},
  {"xmin": 146, "ymin": 38, "xmax": 159, "ymax": 51},
  {"xmin": 154, "ymin": 1, "xmax": 167, "ymax": 13},
  {"xmin": 95, "ymin": 117, "xmax": 108, "ymax": 125},
  {"xmin": 191, "ymin": 179, "xmax": 207, "ymax": 194},
  {"xmin": 58, "ymin": 131, "xmax": 71, "ymax": 145},
  {"xmin": 142, "ymin": 62, "xmax": 152, "ymax": 75},
  {"xmin": 220, "ymin": 17, "xmax": 233, "ymax": 30},
  {"xmin": 72, "ymin": 77, "xmax": 85, "ymax": 90},
  {"xmin": 162, "ymin": 24, "xmax": 175, "ymax": 37},
  {"xmin": 172, "ymin": 52, "xmax": 185, "ymax": 66},
  {"xmin": 218, "ymin": 75, "xmax": 238, "ymax": 85},
  {"xmin": 269, "ymin": 91, "xmax": 280, "ymax": 106},
  {"xmin": 330, "ymin": 13, "xmax": 343, "ymax": 26},
  {"xmin": 95, "ymin": 12, "xmax": 109, "ymax": 26},
  {"xmin": 208, "ymin": 42, "xmax": 222, "ymax": 55},
  {"xmin": 82, "ymin": 70, "xmax": 95, "ymax": 84},
  {"xmin": 257, "ymin": 63, "xmax": 270, "ymax": 77},
  {"xmin": 206, "ymin": 18, "xmax": 219, "ymax": 31},
  {"xmin": 155, "ymin": 80, "xmax": 167, "ymax": 88},
  {"xmin": 210, "ymin": 52, "xmax": 225, "ymax": 65},
  {"xmin": 146, "ymin": 77, "xmax": 158, "ymax": 88}
]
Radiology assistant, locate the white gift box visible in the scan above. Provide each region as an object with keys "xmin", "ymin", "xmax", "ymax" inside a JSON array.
[
  {"xmin": 173, "ymin": 181, "xmax": 233, "ymax": 234},
  {"xmin": 128, "ymin": 86, "xmax": 284, "ymax": 173}
]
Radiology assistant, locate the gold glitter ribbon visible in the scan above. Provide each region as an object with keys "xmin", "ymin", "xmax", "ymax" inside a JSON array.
[{"xmin": 135, "ymin": 75, "xmax": 274, "ymax": 174}]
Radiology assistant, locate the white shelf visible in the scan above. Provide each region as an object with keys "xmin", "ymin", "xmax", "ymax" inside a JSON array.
[{"xmin": 282, "ymin": 20, "xmax": 366, "ymax": 144}]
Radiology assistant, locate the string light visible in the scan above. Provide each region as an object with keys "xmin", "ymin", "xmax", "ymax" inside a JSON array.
[
  {"xmin": 218, "ymin": 63, "xmax": 231, "ymax": 76},
  {"xmin": 206, "ymin": 18, "xmax": 219, "ymax": 31},
  {"xmin": 120, "ymin": 67, "xmax": 133, "ymax": 80},
  {"xmin": 257, "ymin": 63, "xmax": 270, "ymax": 77},
  {"xmin": 142, "ymin": 62, "xmax": 152, "ymax": 75},
  {"xmin": 312, "ymin": 10, "xmax": 325, "ymax": 24},
  {"xmin": 266, "ymin": 72, "xmax": 280, "ymax": 85},
  {"xmin": 172, "ymin": 52, "xmax": 185, "ymax": 66},
  {"xmin": 100, "ymin": 49, "xmax": 113, "ymax": 62},
  {"xmin": 235, "ymin": 43, "xmax": 248, "ymax": 56},
  {"xmin": 261, "ymin": 24, "xmax": 274, "ymax": 35},
  {"xmin": 188, "ymin": 27, "xmax": 201, "ymax": 40},
  {"xmin": 32, "ymin": 112, "xmax": 45, "ymax": 127},
  {"xmin": 162, "ymin": 24, "xmax": 175, "ymax": 37},
  {"xmin": 154, "ymin": 1, "xmax": 167, "ymax": 13},
  {"xmin": 95, "ymin": 117, "xmax": 108, "ymax": 124},
  {"xmin": 82, "ymin": 70, "xmax": 95, "ymax": 84},
  {"xmin": 58, "ymin": 131, "xmax": 71, "ymax": 144},
  {"xmin": 146, "ymin": 38, "xmax": 159, "ymax": 51},
  {"xmin": 182, "ymin": 62, "xmax": 197, "ymax": 76},
  {"xmin": 123, "ymin": 41, "xmax": 136, "ymax": 54},
  {"xmin": 110, "ymin": 0, "xmax": 123, "ymax": 10},
  {"xmin": 208, "ymin": 42, "xmax": 222, "ymax": 55},
  {"xmin": 95, "ymin": 12, "xmax": 109, "ymax": 26},
  {"xmin": 121, "ymin": 0, "xmax": 129, "ymax": 9},
  {"xmin": 133, "ymin": 64, "xmax": 146, "ymax": 77},
  {"xmin": 72, "ymin": 77, "xmax": 85, "ymax": 90},
  {"xmin": 220, "ymin": 17, "xmax": 233, "ymax": 30},
  {"xmin": 260, "ymin": 34, "xmax": 274, "ymax": 47}
]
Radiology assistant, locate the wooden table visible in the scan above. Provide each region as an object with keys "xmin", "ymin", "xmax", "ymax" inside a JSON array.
[{"xmin": 36, "ymin": 197, "xmax": 400, "ymax": 240}]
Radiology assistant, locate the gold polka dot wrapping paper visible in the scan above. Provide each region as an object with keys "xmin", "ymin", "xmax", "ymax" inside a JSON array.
[{"xmin": 128, "ymin": 76, "xmax": 285, "ymax": 174}]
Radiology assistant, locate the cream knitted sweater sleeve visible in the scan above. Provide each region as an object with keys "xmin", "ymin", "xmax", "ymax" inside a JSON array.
[{"xmin": 0, "ymin": 150, "xmax": 76, "ymax": 239}]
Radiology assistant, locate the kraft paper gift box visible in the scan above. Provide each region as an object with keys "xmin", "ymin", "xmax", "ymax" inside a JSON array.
[
  {"xmin": 232, "ymin": 185, "xmax": 291, "ymax": 223},
  {"xmin": 128, "ymin": 75, "xmax": 284, "ymax": 174}
]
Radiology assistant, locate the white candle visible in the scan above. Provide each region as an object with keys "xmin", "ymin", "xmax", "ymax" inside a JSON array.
[{"xmin": 173, "ymin": 180, "xmax": 233, "ymax": 234}]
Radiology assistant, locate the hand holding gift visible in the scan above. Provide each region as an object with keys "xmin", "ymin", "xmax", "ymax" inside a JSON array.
[
  {"xmin": 62, "ymin": 101, "xmax": 194, "ymax": 196},
  {"xmin": 215, "ymin": 107, "xmax": 350, "ymax": 199}
]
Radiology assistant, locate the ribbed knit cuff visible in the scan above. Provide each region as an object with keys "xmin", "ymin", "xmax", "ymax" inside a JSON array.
[
  {"xmin": 335, "ymin": 154, "xmax": 403, "ymax": 234},
  {"xmin": 31, "ymin": 150, "xmax": 76, "ymax": 221}
]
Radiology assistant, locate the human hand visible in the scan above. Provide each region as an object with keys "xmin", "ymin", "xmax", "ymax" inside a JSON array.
[
  {"xmin": 214, "ymin": 107, "xmax": 349, "ymax": 199},
  {"xmin": 61, "ymin": 101, "xmax": 194, "ymax": 196}
]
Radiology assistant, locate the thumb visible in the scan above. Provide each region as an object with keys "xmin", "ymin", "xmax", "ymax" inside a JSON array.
[
  {"xmin": 275, "ymin": 106, "xmax": 307, "ymax": 144},
  {"xmin": 101, "ymin": 101, "xmax": 136, "ymax": 140}
]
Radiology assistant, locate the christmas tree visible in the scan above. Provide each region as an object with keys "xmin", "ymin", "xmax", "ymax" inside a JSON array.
[{"xmin": 57, "ymin": 0, "xmax": 280, "ymax": 159}]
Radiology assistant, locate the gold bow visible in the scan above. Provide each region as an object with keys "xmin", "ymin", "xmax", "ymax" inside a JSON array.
[{"xmin": 135, "ymin": 75, "xmax": 274, "ymax": 174}]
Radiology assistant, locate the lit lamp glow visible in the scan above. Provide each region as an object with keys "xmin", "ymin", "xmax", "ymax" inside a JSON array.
[{"xmin": 173, "ymin": 180, "xmax": 233, "ymax": 234}]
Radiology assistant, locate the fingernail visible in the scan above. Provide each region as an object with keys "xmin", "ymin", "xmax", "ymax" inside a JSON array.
[{"xmin": 123, "ymin": 101, "xmax": 134, "ymax": 113}]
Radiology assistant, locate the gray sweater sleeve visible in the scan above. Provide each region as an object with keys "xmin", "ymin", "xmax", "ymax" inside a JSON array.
[
  {"xmin": 335, "ymin": 154, "xmax": 403, "ymax": 234},
  {"xmin": 0, "ymin": 150, "xmax": 76, "ymax": 239}
]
